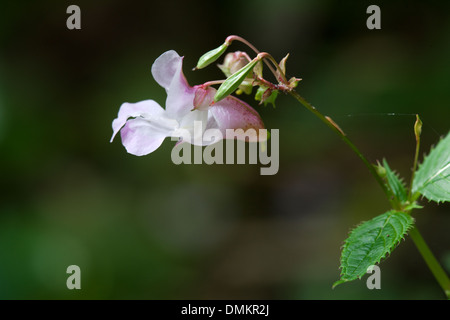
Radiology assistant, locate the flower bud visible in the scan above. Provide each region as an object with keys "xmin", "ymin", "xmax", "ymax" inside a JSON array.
[
  {"xmin": 288, "ymin": 77, "xmax": 301, "ymax": 89},
  {"xmin": 218, "ymin": 52, "xmax": 250, "ymax": 77},
  {"xmin": 278, "ymin": 53, "xmax": 289, "ymax": 78},
  {"xmin": 414, "ymin": 114, "xmax": 422, "ymax": 142}
]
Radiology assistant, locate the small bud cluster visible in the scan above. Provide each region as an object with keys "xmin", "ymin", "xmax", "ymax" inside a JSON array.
[{"xmin": 194, "ymin": 35, "xmax": 302, "ymax": 107}]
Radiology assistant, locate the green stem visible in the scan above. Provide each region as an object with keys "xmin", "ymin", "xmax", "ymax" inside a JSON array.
[
  {"xmin": 289, "ymin": 91, "xmax": 391, "ymax": 201},
  {"xmin": 256, "ymin": 52, "xmax": 289, "ymax": 84},
  {"xmin": 409, "ymin": 226, "xmax": 450, "ymax": 299},
  {"xmin": 409, "ymin": 146, "xmax": 420, "ymax": 198},
  {"xmin": 289, "ymin": 85, "xmax": 450, "ymax": 298},
  {"xmin": 290, "ymin": 90, "xmax": 450, "ymax": 298},
  {"xmin": 226, "ymin": 35, "xmax": 278, "ymax": 78}
]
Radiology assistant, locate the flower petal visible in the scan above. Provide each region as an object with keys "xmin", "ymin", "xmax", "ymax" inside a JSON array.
[
  {"xmin": 151, "ymin": 50, "xmax": 196, "ymax": 120},
  {"xmin": 120, "ymin": 118, "xmax": 172, "ymax": 156},
  {"xmin": 172, "ymin": 109, "xmax": 209, "ymax": 146},
  {"xmin": 208, "ymin": 95, "xmax": 266, "ymax": 141},
  {"xmin": 111, "ymin": 100, "xmax": 166, "ymax": 142},
  {"xmin": 165, "ymin": 63, "xmax": 195, "ymax": 119},
  {"xmin": 193, "ymin": 86, "xmax": 216, "ymax": 111},
  {"xmin": 151, "ymin": 50, "xmax": 183, "ymax": 91},
  {"xmin": 181, "ymin": 110, "xmax": 209, "ymax": 146}
]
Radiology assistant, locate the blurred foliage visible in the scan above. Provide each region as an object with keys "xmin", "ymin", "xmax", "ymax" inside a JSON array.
[{"xmin": 0, "ymin": 0, "xmax": 449, "ymax": 299}]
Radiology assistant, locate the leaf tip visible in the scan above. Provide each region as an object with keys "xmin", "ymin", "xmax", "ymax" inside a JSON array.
[{"xmin": 332, "ymin": 279, "xmax": 346, "ymax": 289}]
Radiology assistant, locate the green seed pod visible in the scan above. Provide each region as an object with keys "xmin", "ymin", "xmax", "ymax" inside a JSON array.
[
  {"xmin": 214, "ymin": 58, "xmax": 260, "ymax": 103},
  {"xmin": 194, "ymin": 43, "xmax": 229, "ymax": 70}
]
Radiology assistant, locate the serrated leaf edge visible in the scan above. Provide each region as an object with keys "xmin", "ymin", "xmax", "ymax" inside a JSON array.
[
  {"xmin": 333, "ymin": 211, "xmax": 414, "ymax": 288},
  {"xmin": 412, "ymin": 132, "xmax": 450, "ymax": 204},
  {"xmin": 382, "ymin": 159, "xmax": 408, "ymax": 204}
]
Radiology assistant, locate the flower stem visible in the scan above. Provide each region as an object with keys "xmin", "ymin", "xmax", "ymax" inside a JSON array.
[
  {"xmin": 202, "ymin": 80, "xmax": 226, "ymax": 87},
  {"xmin": 289, "ymin": 90, "xmax": 391, "ymax": 200},
  {"xmin": 409, "ymin": 226, "xmax": 450, "ymax": 299},
  {"xmin": 256, "ymin": 52, "xmax": 289, "ymax": 84},
  {"xmin": 225, "ymin": 35, "xmax": 278, "ymax": 78}
]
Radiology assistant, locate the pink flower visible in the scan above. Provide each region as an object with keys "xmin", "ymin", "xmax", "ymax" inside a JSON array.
[{"xmin": 110, "ymin": 50, "xmax": 265, "ymax": 156}]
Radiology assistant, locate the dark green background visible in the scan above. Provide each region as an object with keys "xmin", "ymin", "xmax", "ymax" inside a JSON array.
[{"xmin": 0, "ymin": 0, "xmax": 449, "ymax": 299}]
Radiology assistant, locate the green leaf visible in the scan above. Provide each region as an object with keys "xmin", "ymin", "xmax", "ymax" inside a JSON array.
[
  {"xmin": 333, "ymin": 210, "xmax": 414, "ymax": 288},
  {"xmin": 382, "ymin": 159, "xmax": 408, "ymax": 204},
  {"xmin": 195, "ymin": 43, "xmax": 229, "ymax": 70},
  {"xmin": 214, "ymin": 58, "xmax": 259, "ymax": 103},
  {"xmin": 412, "ymin": 131, "xmax": 450, "ymax": 203}
]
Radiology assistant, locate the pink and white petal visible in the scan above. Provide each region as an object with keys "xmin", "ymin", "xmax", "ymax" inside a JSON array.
[
  {"xmin": 164, "ymin": 61, "xmax": 196, "ymax": 120},
  {"xmin": 209, "ymin": 95, "xmax": 266, "ymax": 141},
  {"xmin": 111, "ymin": 100, "xmax": 165, "ymax": 142},
  {"xmin": 151, "ymin": 50, "xmax": 195, "ymax": 119},
  {"xmin": 193, "ymin": 86, "xmax": 216, "ymax": 111},
  {"xmin": 151, "ymin": 50, "xmax": 184, "ymax": 91},
  {"xmin": 120, "ymin": 118, "xmax": 171, "ymax": 156}
]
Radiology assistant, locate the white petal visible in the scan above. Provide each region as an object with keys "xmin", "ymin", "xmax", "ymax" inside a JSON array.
[
  {"xmin": 120, "ymin": 118, "xmax": 175, "ymax": 156},
  {"xmin": 111, "ymin": 100, "xmax": 165, "ymax": 142},
  {"xmin": 151, "ymin": 50, "xmax": 183, "ymax": 91},
  {"xmin": 164, "ymin": 63, "xmax": 195, "ymax": 120},
  {"xmin": 151, "ymin": 50, "xmax": 196, "ymax": 120},
  {"xmin": 173, "ymin": 110, "xmax": 209, "ymax": 146}
]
